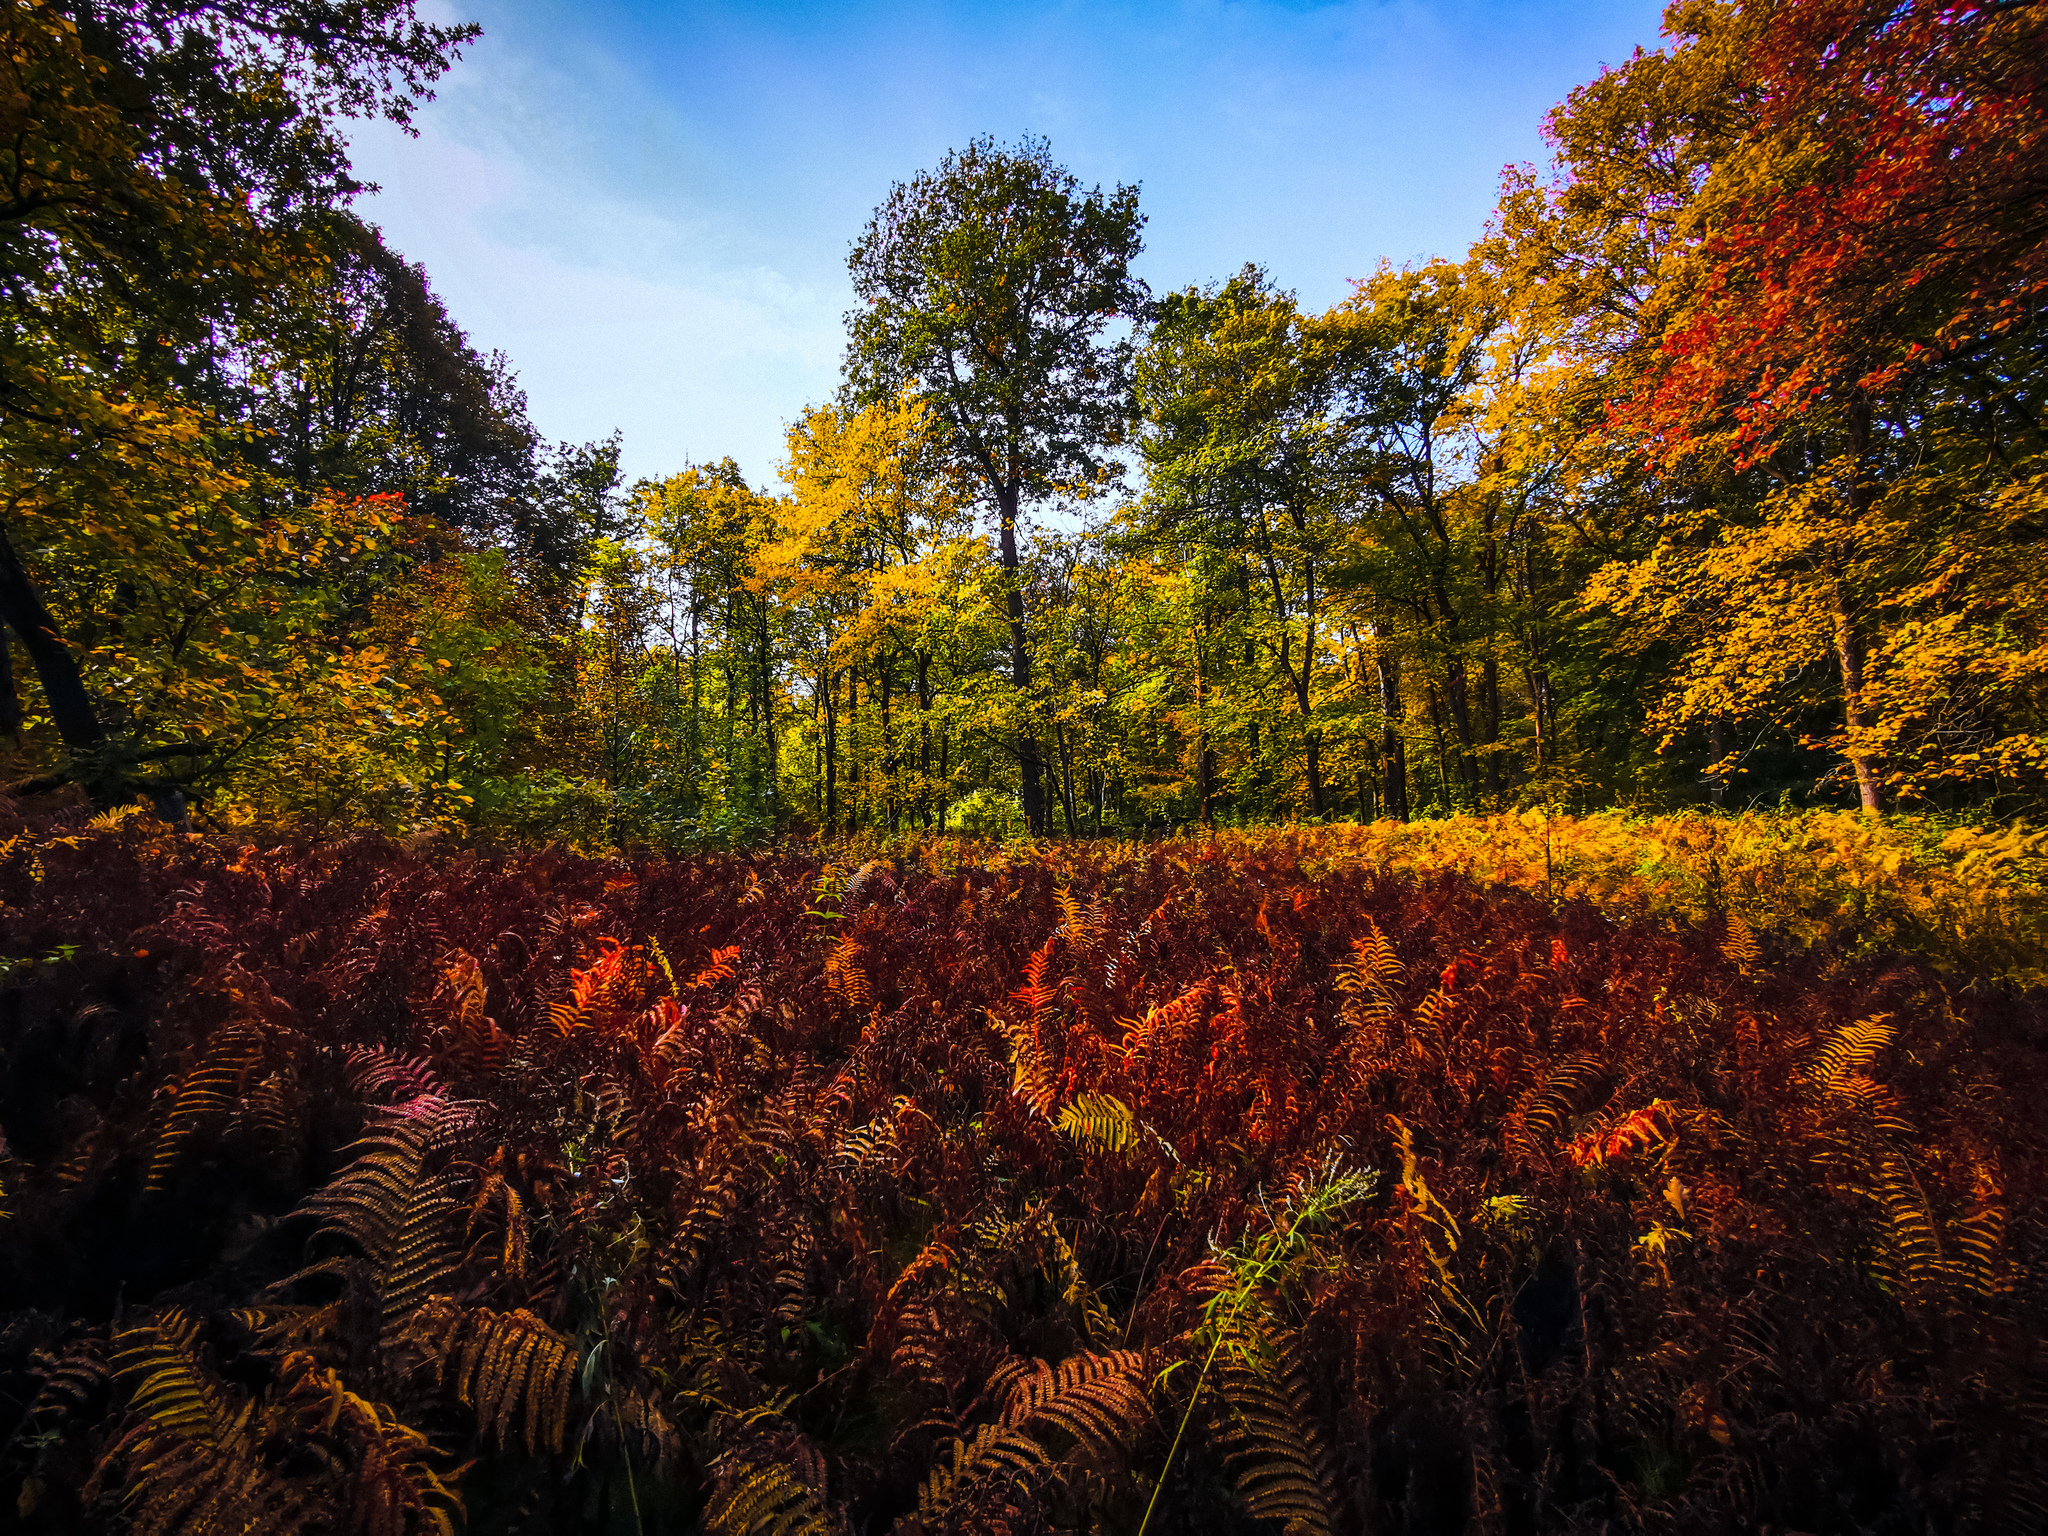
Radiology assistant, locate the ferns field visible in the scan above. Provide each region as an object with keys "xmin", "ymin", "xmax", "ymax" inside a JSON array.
[{"xmin": 2, "ymin": 820, "xmax": 2044, "ymax": 1535}]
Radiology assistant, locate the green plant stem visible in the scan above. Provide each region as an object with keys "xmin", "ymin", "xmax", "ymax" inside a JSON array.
[{"xmin": 1136, "ymin": 1328, "xmax": 1230, "ymax": 1536}]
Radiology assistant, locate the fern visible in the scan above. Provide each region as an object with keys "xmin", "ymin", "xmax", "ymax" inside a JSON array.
[
  {"xmin": 408, "ymin": 1299, "xmax": 577, "ymax": 1454},
  {"xmin": 998, "ymin": 1349, "xmax": 1152, "ymax": 1465},
  {"xmin": 24, "ymin": 1337, "xmax": 110, "ymax": 1429},
  {"xmin": 298, "ymin": 1103, "xmax": 464, "ymax": 1346},
  {"xmin": 144, "ymin": 1024, "xmax": 265, "ymax": 1194},
  {"xmin": 272, "ymin": 1350, "xmax": 466, "ymax": 1536},
  {"xmin": 112, "ymin": 1309, "xmax": 230, "ymax": 1444},
  {"xmin": 1334, "ymin": 920, "xmax": 1404, "ymax": 1005},
  {"xmin": 1721, "ymin": 911, "xmax": 1762, "ymax": 973},
  {"xmin": 692, "ymin": 943, "xmax": 742, "ymax": 988},
  {"xmin": 1949, "ymin": 1160, "xmax": 2007, "ymax": 1297},
  {"xmin": 1810, "ymin": 1014, "xmax": 1897, "ymax": 1092},
  {"xmin": 1057, "ymin": 1092, "xmax": 1138, "ymax": 1154},
  {"xmin": 908, "ymin": 1420, "xmax": 1056, "ymax": 1524},
  {"xmin": 1212, "ymin": 1329, "xmax": 1337, "ymax": 1536},
  {"xmin": 92, "ymin": 1310, "xmax": 311, "ymax": 1536},
  {"xmin": 1863, "ymin": 1155, "xmax": 1946, "ymax": 1302},
  {"xmin": 429, "ymin": 951, "xmax": 508, "ymax": 1076},
  {"xmin": 1503, "ymin": 1053, "xmax": 1604, "ymax": 1167},
  {"xmin": 706, "ymin": 1461, "xmax": 833, "ymax": 1536}
]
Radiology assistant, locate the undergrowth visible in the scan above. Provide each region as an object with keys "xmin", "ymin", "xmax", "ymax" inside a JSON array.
[{"xmin": 0, "ymin": 821, "xmax": 2043, "ymax": 1534}]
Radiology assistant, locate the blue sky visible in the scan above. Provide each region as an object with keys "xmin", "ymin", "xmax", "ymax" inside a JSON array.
[{"xmin": 350, "ymin": 0, "xmax": 1668, "ymax": 488}]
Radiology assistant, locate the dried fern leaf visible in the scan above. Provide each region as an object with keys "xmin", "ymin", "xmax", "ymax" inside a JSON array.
[
  {"xmin": 999, "ymin": 1349, "xmax": 1152, "ymax": 1465},
  {"xmin": 144, "ymin": 1024, "xmax": 265, "ymax": 1194},
  {"xmin": 301, "ymin": 1105, "xmax": 464, "ymax": 1344},
  {"xmin": 1721, "ymin": 912, "xmax": 1762, "ymax": 973},
  {"xmin": 706, "ymin": 1461, "xmax": 833, "ymax": 1536},
  {"xmin": 412, "ymin": 1300, "xmax": 577, "ymax": 1454},
  {"xmin": 113, "ymin": 1309, "xmax": 230, "ymax": 1445},
  {"xmin": 1211, "ymin": 1331, "xmax": 1337, "ymax": 1536},
  {"xmin": 908, "ymin": 1421, "xmax": 1054, "ymax": 1524},
  {"xmin": 1503, "ymin": 1053, "xmax": 1604, "ymax": 1166},
  {"xmin": 1810, "ymin": 1015, "xmax": 1897, "ymax": 1092}
]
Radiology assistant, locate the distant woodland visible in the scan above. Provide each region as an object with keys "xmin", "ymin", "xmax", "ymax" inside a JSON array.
[{"xmin": 1, "ymin": 0, "xmax": 2044, "ymax": 843}]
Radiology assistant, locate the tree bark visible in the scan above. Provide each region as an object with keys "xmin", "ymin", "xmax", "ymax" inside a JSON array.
[
  {"xmin": 823, "ymin": 665, "xmax": 839, "ymax": 835},
  {"xmin": 1482, "ymin": 656, "xmax": 1502, "ymax": 801},
  {"xmin": 1830, "ymin": 576, "xmax": 1884, "ymax": 814},
  {"xmin": 0, "ymin": 618, "xmax": 20, "ymax": 742},
  {"xmin": 1372, "ymin": 628, "xmax": 1410, "ymax": 822},
  {"xmin": 0, "ymin": 520, "xmax": 111, "ymax": 799},
  {"xmin": 1445, "ymin": 658, "xmax": 1479, "ymax": 800},
  {"xmin": 995, "ymin": 483, "xmax": 1046, "ymax": 833}
]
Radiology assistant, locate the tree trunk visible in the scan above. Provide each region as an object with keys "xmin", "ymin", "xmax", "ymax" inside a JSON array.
[
  {"xmin": 760, "ymin": 595, "xmax": 777, "ymax": 811},
  {"xmin": 995, "ymin": 483, "xmax": 1046, "ymax": 833},
  {"xmin": 1830, "ymin": 577, "xmax": 1883, "ymax": 813},
  {"xmin": 1372, "ymin": 629, "xmax": 1410, "ymax": 822},
  {"xmin": 880, "ymin": 652, "xmax": 897, "ymax": 833},
  {"xmin": 1445, "ymin": 658, "xmax": 1480, "ymax": 799},
  {"xmin": 916, "ymin": 650, "xmax": 933, "ymax": 830},
  {"xmin": 823, "ymin": 666, "xmax": 839, "ymax": 835},
  {"xmin": 0, "ymin": 520, "xmax": 111, "ymax": 799},
  {"xmin": 846, "ymin": 665, "xmax": 859, "ymax": 830},
  {"xmin": 1482, "ymin": 656, "xmax": 1502, "ymax": 801},
  {"xmin": 0, "ymin": 618, "xmax": 20, "ymax": 742},
  {"xmin": 1707, "ymin": 714, "xmax": 1728, "ymax": 808},
  {"xmin": 1054, "ymin": 720, "xmax": 1078, "ymax": 837}
]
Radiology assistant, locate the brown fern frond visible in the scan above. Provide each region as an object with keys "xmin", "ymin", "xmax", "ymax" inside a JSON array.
[
  {"xmin": 144, "ymin": 1024, "xmax": 265, "ymax": 1195},
  {"xmin": 345, "ymin": 1045, "xmax": 445, "ymax": 1105},
  {"xmin": 1334, "ymin": 921, "xmax": 1403, "ymax": 1003},
  {"xmin": 706, "ymin": 1460, "xmax": 834, "ymax": 1536},
  {"xmin": 301, "ymin": 1105, "xmax": 463, "ymax": 1343},
  {"xmin": 1810, "ymin": 1015, "xmax": 1897, "ymax": 1092},
  {"xmin": 92, "ymin": 1311, "xmax": 312, "ymax": 1536},
  {"xmin": 408, "ymin": 1299, "xmax": 576, "ymax": 1454},
  {"xmin": 112, "ymin": 1309, "xmax": 230, "ymax": 1445},
  {"xmin": 464, "ymin": 1170, "xmax": 531, "ymax": 1280},
  {"xmin": 1211, "ymin": 1329, "xmax": 1337, "ymax": 1536},
  {"xmin": 1864, "ymin": 1155, "xmax": 1945, "ymax": 1302},
  {"xmin": 429, "ymin": 951, "xmax": 508, "ymax": 1077},
  {"xmin": 24, "ymin": 1337, "xmax": 110, "ymax": 1429},
  {"xmin": 825, "ymin": 933, "xmax": 874, "ymax": 1009},
  {"xmin": 692, "ymin": 944, "xmax": 742, "ymax": 989},
  {"xmin": 1503, "ymin": 1053, "xmax": 1605, "ymax": 1167},
  {"xmin": 1119, "ymin": 979, "xmax": 1211, "ymax": 1069},
  {"xmin": 888, "ymin": 1232, "xmax": 960, "ymax": 1303},
  {"xmin": 998, "ymin": 1348, "xmax": 1152, "ymax": 1466},
  {"xmin": 272, "ymin": 1350, "xmax": 467, "ymax": 1536},
  {"xmin": 1949, "ymin": 1159, "xmax": 2007, "ymax": 1297},
  {"xmin": 907, "ymin": 1421, "xmax": 1055, "ymax": 1525},
  {"xmin": 1721, "ymin": 912, "xmax": 1762, "ymax": 974}
]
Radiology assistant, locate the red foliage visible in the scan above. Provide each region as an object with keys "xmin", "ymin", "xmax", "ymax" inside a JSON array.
[
  {"xmin": 1, "ymin": 827, "xmax": 2045, "ymax": 1533},
  {"xmin": 1635, "ymin": 0, "xmax": 2048, "ymax": 459}
]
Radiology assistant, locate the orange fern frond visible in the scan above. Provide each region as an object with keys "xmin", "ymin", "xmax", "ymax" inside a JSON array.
[{"xmin": 144, "ymin": 1024, "xmax": 267, "ymax": 1196}]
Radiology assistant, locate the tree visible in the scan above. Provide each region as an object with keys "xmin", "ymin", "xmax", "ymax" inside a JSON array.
[
  {"xmin": 1135, "ymin": 267, "xmax": 1346, "ymax": 820},
  {"xmin": 1564, "ymin": 0, "xmax": 2048, "ymax": 813},
  {"xmin": 242, "ymin": 213, "xmax": 538, "ymax": 538},
  {"xmin": 845, "ymin": 135, "xmax": 1147, "ymax": 833},
  {"xmin": 0, "ymin": 0, "xmax": 473, "ymax": 804}
]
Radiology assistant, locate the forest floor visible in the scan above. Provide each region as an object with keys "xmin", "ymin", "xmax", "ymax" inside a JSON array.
[{"xmin": 1, "ymin": 816, "xmax": 2044, "ymax": 1535}]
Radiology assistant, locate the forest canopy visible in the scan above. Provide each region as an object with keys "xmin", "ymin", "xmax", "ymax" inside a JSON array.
[{"xmin": 1, "ymin": 0, "xmax": 2044, "ymax": 844}]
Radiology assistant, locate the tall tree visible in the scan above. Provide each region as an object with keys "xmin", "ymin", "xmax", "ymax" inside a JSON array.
[
  {"xmin": 0, "ymin": 0, "xmax": 473, "ymax": 803},
  {"xmin": 845, "ymin": 135, "xmax": 1147, "ymax": 833}
]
